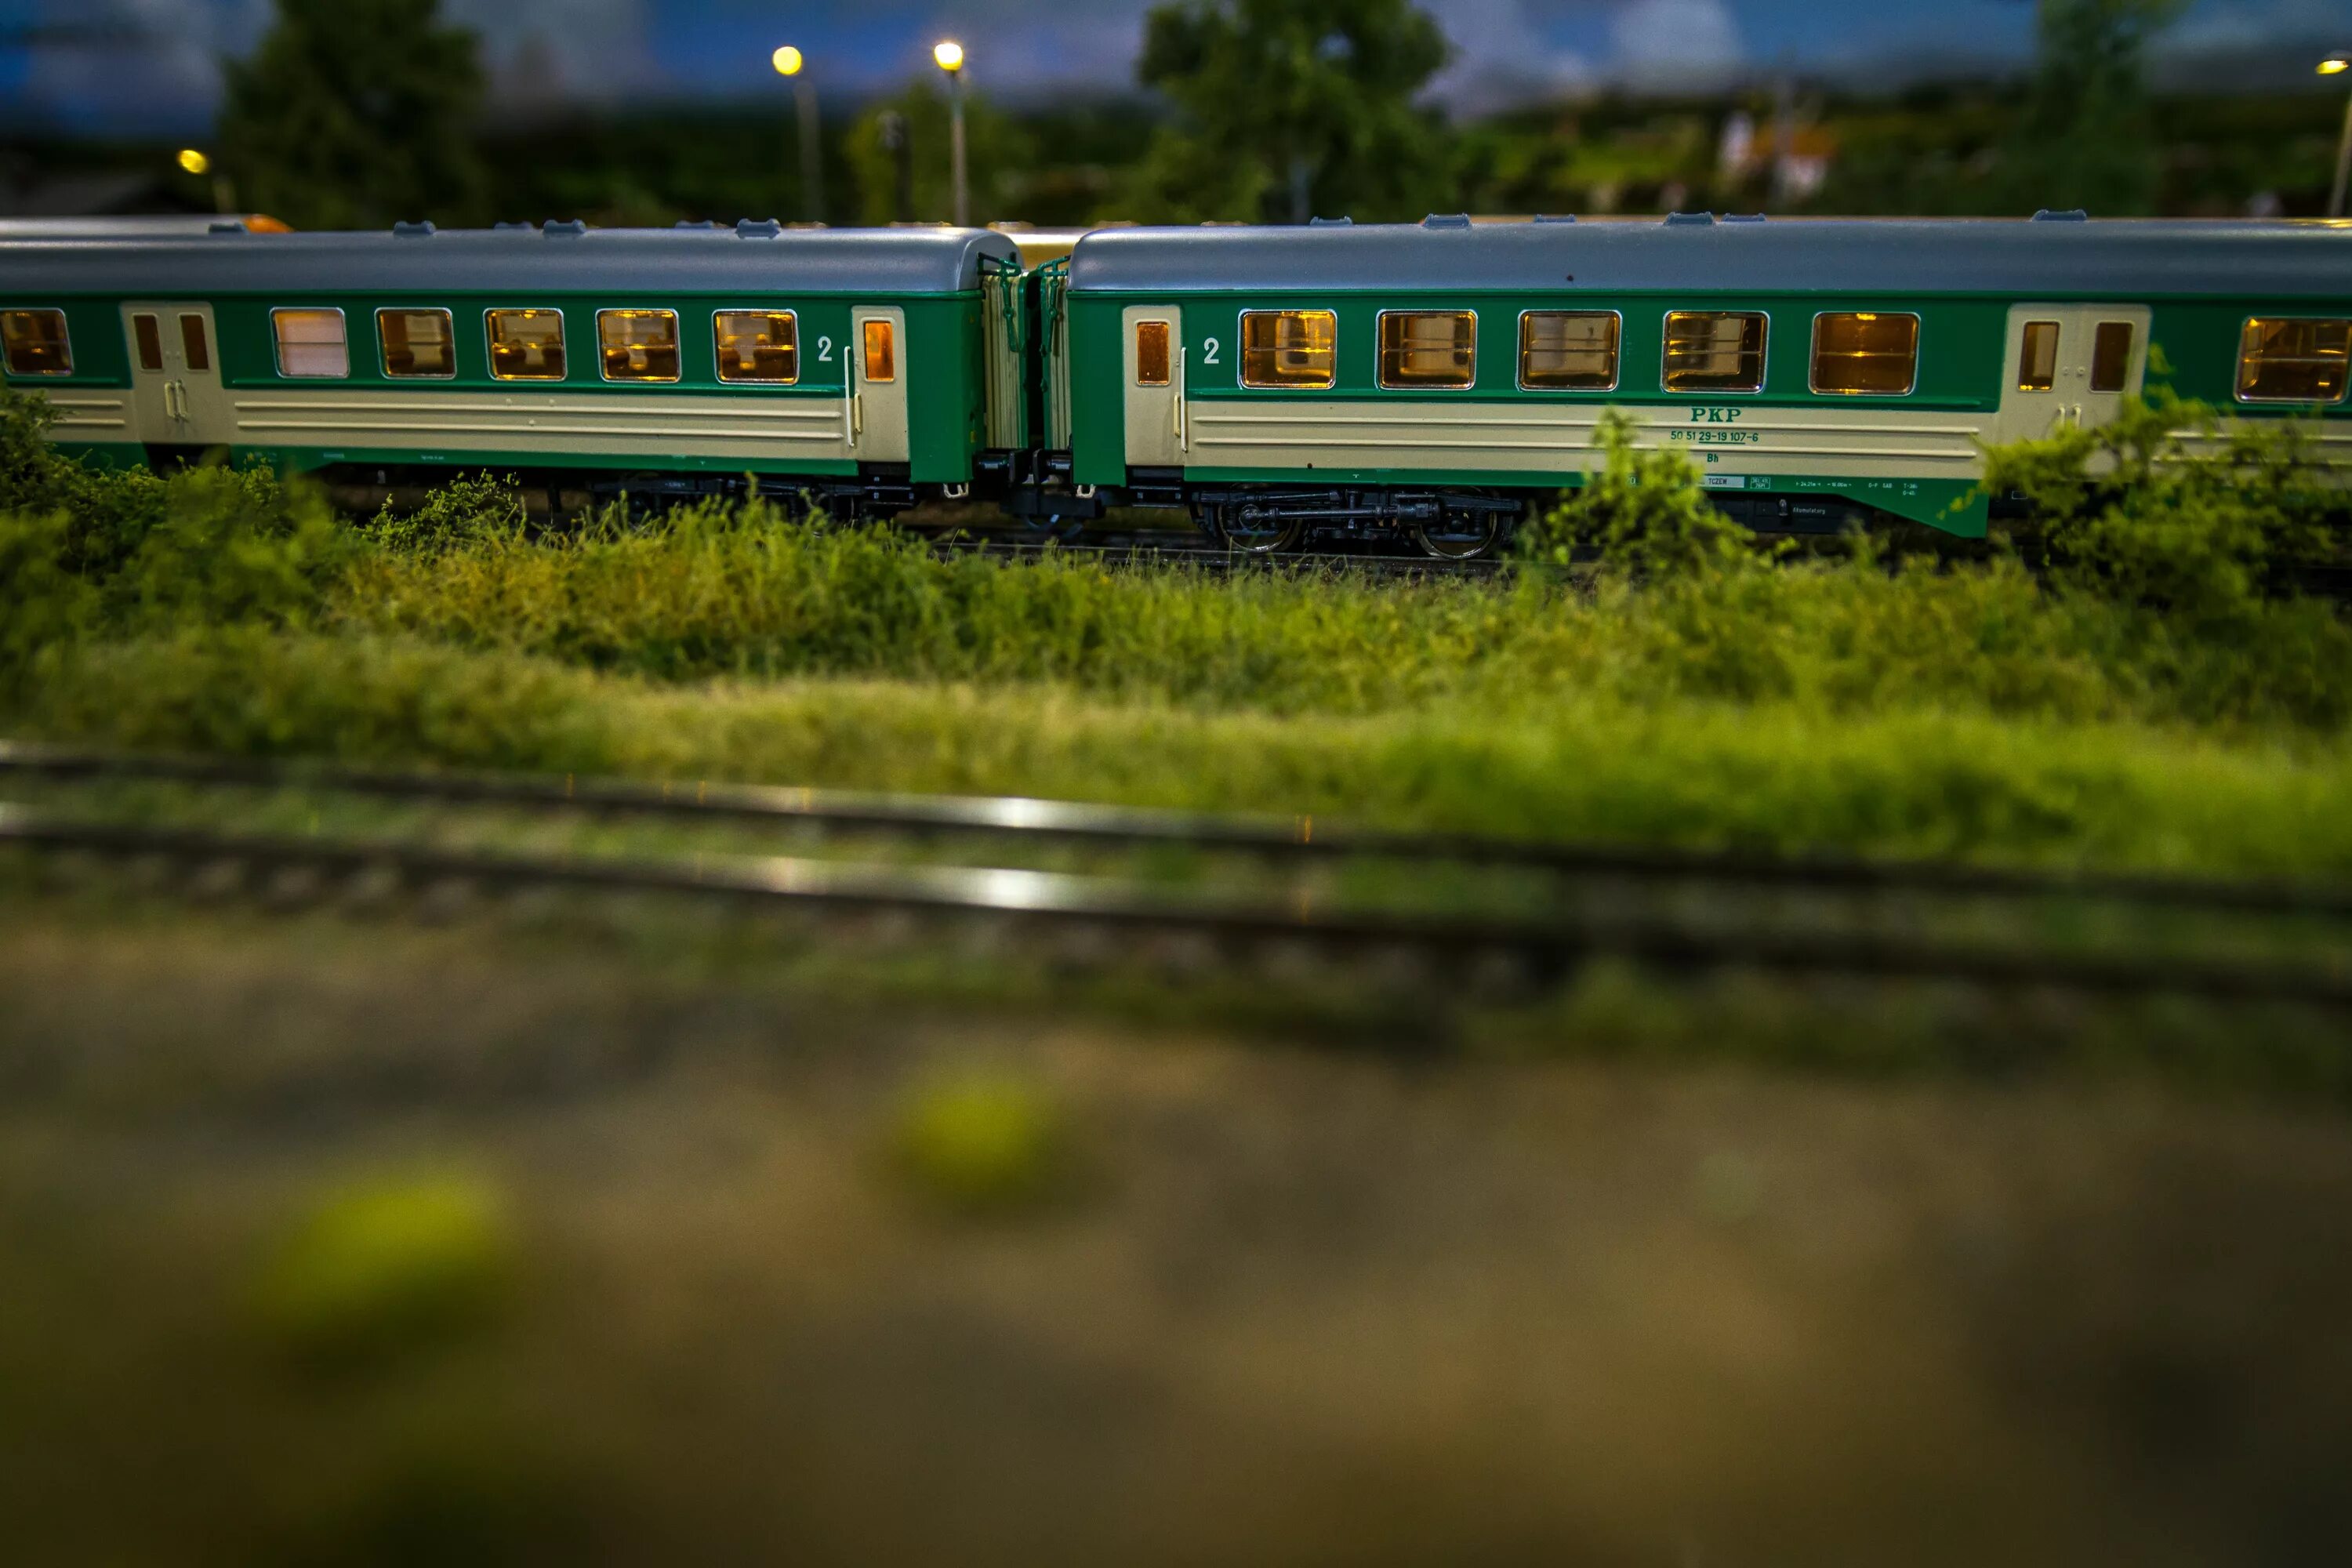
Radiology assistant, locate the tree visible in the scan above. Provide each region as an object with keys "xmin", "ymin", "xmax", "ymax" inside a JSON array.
[
  {"xmin": 2002, "ymin": 0, "xmax": 2185, "ymax": 215},
  {"xmin": 217, "ymin": 0, "xmax": 488, "ymax": 230},
  {"xmin": 1127, "ymin": 0, "xmax": 1454, "ymax": 224},
  {"xmin": 843, "ymin": 80, "xmax": 1033, "ymax": 227}
]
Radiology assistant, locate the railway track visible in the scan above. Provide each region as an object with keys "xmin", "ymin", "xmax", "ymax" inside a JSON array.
[{"xmin": 4, "ymin": 743, "xmax": 2350, "ymax": 1008}]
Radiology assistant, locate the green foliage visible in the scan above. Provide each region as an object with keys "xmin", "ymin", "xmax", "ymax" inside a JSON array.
[
  {"xmin": 2000, "ymin": 0, "xmax": 2185, "ymax": 215},
  {"xmin": 365, "ymin": 472, "xmax": 528, "ymax": 555},
  {"xmin": 891, "ymin": 1074, "xmax": 1074, "ymax": 1215},
  {"xmin": 843, "ymin": 80, "xmax": 1034, "ymax": 226},
  {"xmin": 1516, "ymin": 411, "xmax": 1757, "ymax": 579},
  {"xmin": 218, "ymin": 0, "xmax": 488, "ymax": 228},
  {"xmin": 249, "ymin": 1174, "xmax": 514, "ymax": 1370},
  {"xmin": 1128, "ymin": 0, "xmax": 1455, "ymax": 223}
]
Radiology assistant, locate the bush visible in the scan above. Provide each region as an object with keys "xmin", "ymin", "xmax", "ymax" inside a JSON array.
[
  {"xmin": 891, "ymin": 1073, "xmax": 1074, "ymax": 1215},
  {"xmin": 249, "ymin": 1173, "xmax": 516, "ymax": 1371},
  {"xmin": 1516, "ymin": 409, "xmax": 1760, "ymax": 578}
]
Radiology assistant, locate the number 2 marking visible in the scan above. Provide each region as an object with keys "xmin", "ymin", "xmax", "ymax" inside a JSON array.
[
  {"xmin": 818, "ymin": 336, "xmax": 834, "ymax": 362},
  {"xmin": 1201, "ymin": 337, "xmax": 1221, "ymax": 365}
]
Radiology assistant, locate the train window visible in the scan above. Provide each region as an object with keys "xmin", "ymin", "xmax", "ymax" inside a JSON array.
[
  {"xmin": 2235, "ymin": 317, "xmax": 2352, "ymax": 405},
  {"xmin": 1519, "ymin": 311, "xmax": 1618, "ymax": 390},
  {"xmin": 1661, "ymin": 310, "xmax": 1766, "ymax": 393},
  {"xmin": 2089, "ymin": 322, "xmax": 2135, "ymax": 394},
  {"xmin": 1, "ymin": 308, "xmax": 72, "ymax": 376},
  {"xmin": 1810, "ymin": 312, "xmax": 1918, "ymax": 396},
  {"xmin": 1134, "ymin": 319, "xmax": 1171, "ymax": 386},
  {"xmin": 132, "ymin": 313, "xmax": 163, "ymax": 372},
  {"xmin": 271, "ymin": 308, "xmax": 348, "ymax": 379},
  {"xmin": 862, "ymin": 320, "xmax": 897, "ymax": 383},
  {"xmin": 1240, "ymin": 309, "xmax": 1335, "ymax": 389},
  {"xmin": 378, "ymin": 308, "xmax": 456, "ymax": 378},
  {"xmin": 715, "ymin": 310, "xmax": 797, "ymax": 383},
  {"xmin": 597, "ymin": 309, "xmax": 681, "ymax": 383},
  {"xmin": 178, "ymin": 314, "xmax": 209, "ymax": 372},
  {"xmin": 1378, "ymin": 310, "xmax": 1475, "ymax": 390},
  {"xmin": 486, "ymin": 309, "xmax": 566, "ymax": 380},
  {"xmin": 2017, "ymin": 321, "xmax": 2059, "ymax": 391}
]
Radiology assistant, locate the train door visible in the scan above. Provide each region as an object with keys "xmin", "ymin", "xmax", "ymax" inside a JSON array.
[
  {"xmin": 1122, "ymin": 303, "xmax": 1184, "ymax": 468},
  {"xmin": 1994, "ymin": 303, "xmax": 2151, "ymax": 444},
  {"xmin": 848, "ymin": 305, "xmax": 909, "ymax": 463},
  {"xmin": 121, "ymin": 302, "xmax": 233, "ymax": 452}
]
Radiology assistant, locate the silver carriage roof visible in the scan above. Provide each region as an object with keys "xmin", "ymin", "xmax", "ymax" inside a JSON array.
[
  {"xmin": 1066, "ymin": 216, "xmax": 2352, "ymax": 299},
  {"xmin": 0, "ymin": 223, "xmax": 1022, "ymax": 296}
]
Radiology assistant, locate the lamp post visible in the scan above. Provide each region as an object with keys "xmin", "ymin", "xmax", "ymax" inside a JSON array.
[
  {"xmin": 2325, "ymin": 54, "xmax": 2352, "ymax": 218},
  {"xmin": 772, "ymin": 45, "xmax": 823, "ymax": 223},
  {"xmin": 177, "ymin": 147, "xmax": 235, "ymax": 216},
  {"xmin": 934, "ymin": 39, "xmax": 968, "ymax": 227}
]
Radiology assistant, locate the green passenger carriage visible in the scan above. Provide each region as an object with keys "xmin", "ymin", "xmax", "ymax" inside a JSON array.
[
  {"xmin": 1048, "ymin": 213, "xmax": 2352, "ymax": 554},
  {"xmin": 3, "ymin": 212, "xmax": 2349, "ymax": 556},
  {"xmin": 0, "ymin": 220, "xmax": 1025, "ymax": 517}
]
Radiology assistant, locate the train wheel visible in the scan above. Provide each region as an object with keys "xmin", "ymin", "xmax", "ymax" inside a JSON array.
[
  {"xmin": 1410, "ymin": 508, "xmax": 1504, "ymax": 561},
  {"xmin": 1215, "ymin": 506, "xmax": 1301, "ymax": 555}
]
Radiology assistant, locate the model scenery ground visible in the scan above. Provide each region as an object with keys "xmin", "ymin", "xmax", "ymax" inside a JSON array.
[{"xmin": 3, "ymin": 389, "xmax": 2350, "ymax": 1559}]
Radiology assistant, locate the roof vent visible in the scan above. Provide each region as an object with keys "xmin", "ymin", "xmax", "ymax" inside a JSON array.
[
  {"xmin": 207, "ymin": 220, "xmax": 245, "ymax": 235},
  {"xmin": 543, "ymin": 219, "xmax": 587, "ymax": 238},
  {"xmin": 2031, "ymin": 209, "xmax": 2089, "ymax": 221},
  {"xmin": 735, "ymin": 217, "xmax": 784, "ymax": 238},
  {"xmin": 1720, "ymin": 212, "xmax": 1766, "ymax": 223},
  {"xmin": 673, "ymin": 219, "xmax": 718, "ymax": 230},
  {"xmin": 392, "ymin": 220, "xmax": 436, "ymax": 238},
  {"xmin": 1308, "ymin": 215, "xmax": 1352, "ymax": 227},
  {"xmin": 1421, "ymin": 212, "xmax": 1472, "ymax": 229},
  {"xmin": 1663, "ymin": 211, "xmax": 1715, "ymax": 226},
  {"xmin": 1532, "ymin": 213, "xmax": 1577, "ymax": 223}
]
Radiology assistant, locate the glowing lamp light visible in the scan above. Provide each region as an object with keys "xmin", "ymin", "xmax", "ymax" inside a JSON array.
[
  {"xmin": 933, "ymin": 40, "xmax": 965, "ymax": 73},
  {"xmin": 2321, "ymin": 56, "xmax": 2350, "ymax": 75},
  {"xmin": 176, "ymin": 148, "xmax": 210, "ymax": 176},
  {"xmin": 772, "ymin": 45, "xmax": 803, "ymax": 76}
]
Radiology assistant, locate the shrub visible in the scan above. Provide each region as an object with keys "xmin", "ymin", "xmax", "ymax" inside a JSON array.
[
  {"xmin": 248, "ymin": 1173, "xmax": 516, "ymax": 1371},
  {"xmin": 1515, "ymin": 409, "xmax": 1760, "ymax": 579},
  {"xmin": 891, "ymin": 1073, "xmax": 1074, "ymax": 1215}
]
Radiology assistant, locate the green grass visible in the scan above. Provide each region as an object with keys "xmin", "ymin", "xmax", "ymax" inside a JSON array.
[{"xmin": 3, "ymin": 387, "xmax": 2350, "ymax": 879}]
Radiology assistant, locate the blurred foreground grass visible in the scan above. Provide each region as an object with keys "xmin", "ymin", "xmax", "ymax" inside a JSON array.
[{"xmin": 2, "ymin": 908, "xmax": 2349, "ymax": 1564}]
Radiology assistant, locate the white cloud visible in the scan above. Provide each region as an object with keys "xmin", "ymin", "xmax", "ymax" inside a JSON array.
[{"xmin": 1610, "ymin": 0, "xmax": 1744, "ymax": 88}]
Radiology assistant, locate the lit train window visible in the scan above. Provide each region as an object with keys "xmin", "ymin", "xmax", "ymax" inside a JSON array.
[
  {"xmin": 862, "ymin": 320, "xmax": 896, "ymax": 383},
  {"xmin": 1240, "ymin": 310, "xmax": 1335, "ymax": 389},
  {"xmin": 378, "ymin": 309, "xmax": 456, "ymax": 378},
  {"xmin": 715, "ymin": 310, "xmax": 797, "ymax": 383},
  {"xmin": 486, "ymin": 309, "xmax": 566, "ymax": 380},
  {"xmin": 271, "ymin": 308, "xmax": 348, "ymax": 379},
  {"xmin": 1810, "ymin": 312, "xmax": 1918, "ymax": 396},
  {"xmin": 1, "ymin": 308, "xmax": 72, "ymax": 376},
  {"xmin": 1519, "ymin": 311, "xmax": 1618, "ymax": 390},
  {"xmin": 1378, "ymin": 311, "xmax": 1475, "ymax": 390},
  {"xmin": 2017, "ymin": 321, "xmax": 2059, "ymax": 391},
  {"xmin": 1662, "ymin": 310, "xmax": 1766, "ymax": 394},
  {"xmin": 2235, "ymin": 318, "xmax": 2351, "ymax": 405},
  {"xmin": 2089, "ymin": 321, "xmax": 2134, "ymax": 394},
  {"xmin": 1134, "ymin": 319, "xmax": 1171, "ymax": 386},
  {"xmin": 597, "ymin": 309, "xmax": 681, "ymax": 383}
]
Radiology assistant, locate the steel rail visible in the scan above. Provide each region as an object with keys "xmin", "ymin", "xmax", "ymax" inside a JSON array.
[
  {"xmin": 2, "ymin": 742, "xmax": 2349, "ymax": 921},
  {"xmin": 4, "ymin": 806, "xmax": 2350, "ymax": 1007}
]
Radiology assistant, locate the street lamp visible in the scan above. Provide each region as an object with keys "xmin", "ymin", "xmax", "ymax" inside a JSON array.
[
  {"xmin": 934, "ymin": 39, "xmax": 969, "ymax": 227},
  {"xmin": 773, "ymin": 45, "xmax": 824, "ymax": 223},
  {"xmin": 2325, "ymin": 54, "xmax": 2352, "ymax": 218},
  {"xmin": 176, "ymin": 147, "xmax": 234, "ymax": 215}
]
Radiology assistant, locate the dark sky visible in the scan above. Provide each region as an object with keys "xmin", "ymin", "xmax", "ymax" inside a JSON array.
[{"xmin": 2, "ymin": 0, "xmax": 2343, "ymax": 133}]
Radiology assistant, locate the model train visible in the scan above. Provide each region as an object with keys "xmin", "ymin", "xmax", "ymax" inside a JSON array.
[{"xmin": 3, "ymin": 212, "xmax": 2347, "ymax": 557}]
